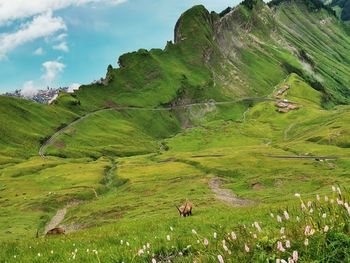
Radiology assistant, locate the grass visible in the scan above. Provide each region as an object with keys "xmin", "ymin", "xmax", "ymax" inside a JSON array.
[{"xmin": 1, "ymin": 0, "xmax": 350, "ymax": 261}]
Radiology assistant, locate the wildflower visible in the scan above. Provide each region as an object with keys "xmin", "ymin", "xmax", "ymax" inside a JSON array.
[
  {"xmin": 143, "ymin": 245, "xmax": 146, "ymax": 250},
  {"xmin": 204, "ymin": 238, "xmax": 209, "ymax": 246},
  {"xmin": 120, "ymin": 240, "xmax": 124, "ymax": 245},
  {"xmin": 337, "ymin": 199, "xmax": 343, "ymax": 205},
  {"xmin": 276, "ymin": 259, "xmax": 281, "ymax": 263},
  {"xmin": 152, "ymin": 259, "xmax": 157, "ymax": 263},
  {"xmin": 348, "ymin": 207, "xmax": 350, "ymax": 216},
  {"xmin": 293, "ymin": 251, "xmax": 298, "ymax": 261},
  {"xmin": 301, "ymin": 203, "xmax": 306, "ymax": 210},
  {"xmin": 217, "ymin": 255, "xmax": 224, "ymax": 263},
  {"xmin": 138, "ymin": 249, "xmax": 144, "ymax": 256},
  {"xmin": 325, "ymin": 196, "xmax": 329, "ymax": 202},
  {"xmin": 307, "ymin": 201, "xmax": 312, "ymax": 207},
  {"xmin": 337, "ymin": 187, "xmax": 342, "ymax": 195},
  {"xmin": 281, "ymin": 260, "xmax": 287, "ymax": 263},
  {"xmin": 223, "ymin": 244, "xmax": 229, "ymax": 252},
  {"xmin": 304, "ymin": 225, "xmax": 311, "ymax": 236},
  {"xmin": 277, "ymin": 241, "xmax": 285, "ymax": 252},
  {"xmin": 286, "ymin": 240, "xmax": 291, "ymax": 248},
  {"xmin": 13, "ymin": 255, "xmax": 16, "ymax": 258},
  {"xmin": 271, "ymin": 213, "xmax": 275, "ymax": 218},
  {"xmin": 253, "ymin": 233, "xmax": 257, "ymax": 239},
  {"xmin": 295, "ymin": 193, "xmax": 301, "ymax": 198},
  {"xmin": 37, "ymin": 253, "xmax": 41, "ymax": 257},
  {"xmin": 309, "ymin": 208, "xmax": 313, "ymax": 214},
  {"xmin": 345, "ymin": 203, "xmax": 349, "ymax": 209},
  {"xmin": 277, "ymin": 215, "xmax": 282, "ymax": 223},
  {"xmin": 179, "ymin": 252, "xmax": 183, "ymax": 256},
  {"xmin": 324, "ymin": 225, "xmax": 329, "ymax": 232},
  {"xmin": 214, "ymin": 232, "xmax": 217, "ymax": 239},
  {"xmin": 197, "ymin": 240, "xmax": 200, "ymax": 244},
  {"xmin": 231, "ymin": 231, "xmax": 237, "ymax": 240},
  {"xmin": 304, "ymin": 239, "xmax": 309, "ymax": 246},
  {"xmin": 126, "ymin": 242, "xmax": 130, "ymax": 246},
  {"xmin": 316, "ymin": 194, "xmax": 320, "ymax": 201},
  {"xmin": 280, "ymin": 227, "xmax": 285, "ymax": 235},
  {"xmin": 166, "ymin": 235, "xmax": 171, "ymax": 241},
  {"xmin": 254, "ymin": 222, "xmax": 262, "ymax": 232},
  {"xmin": 245, "ymin": 244, "xmax": 250, "ymax": 252},
  {"xmin": 192, "ymin": 229, "xmax": 197, "ymax": 235},
  {"xmin": 51, "ymin": 250, "xmax": 53, "ymax": 254},
  {"xmin": 147, "ymin": 243, "xmax": 150, "ymax": 249},
  {"xmin": 322, "ymin": 213, "xmax": 327, "ymax": 219},
  {"xmin": 284, "ymin": 211, "xmax": 290, "ymax": 220},
  {"xmin": 332, "ymin": 186, "xmax": 336, "ymax": 192},
  {"xmin": 288, "ymin": 258, "xmax": 294, "ymax": 263},
  {"xmin": 170, "ymin": 226, "xmax": 174, "ymax": 231}
]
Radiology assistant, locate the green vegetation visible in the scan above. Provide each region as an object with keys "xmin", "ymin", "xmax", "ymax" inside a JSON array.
[{"xmin": 1, "ymin": 0, "xmax": 350, "ymax": 262}]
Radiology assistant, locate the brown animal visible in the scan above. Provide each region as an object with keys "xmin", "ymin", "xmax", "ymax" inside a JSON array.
[
  {"xmin": 46, "ymin": 227, "xmax": 65, "ymax": 235},
  {"xmin": 175, "ymin": 202, "xmax": 193, "ymax": 217}
]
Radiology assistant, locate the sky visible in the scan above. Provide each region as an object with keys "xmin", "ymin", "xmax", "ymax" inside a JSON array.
[{"xmin": 0, "ymin": 0, "xmax": 243, "ymax": 94}]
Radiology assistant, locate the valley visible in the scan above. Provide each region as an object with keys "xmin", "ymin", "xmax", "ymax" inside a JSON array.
[{"xmin": 1, "ymin": 0, "xmax": 350, "ymax": 262}]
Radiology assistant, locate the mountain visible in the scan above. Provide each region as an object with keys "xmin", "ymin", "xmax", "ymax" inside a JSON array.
[
  {"xmin": 326, "ymin": 0, "xmax": 350, "ymax": 21},
  {"xmin": 1, "ymin": 0, "xmax": 350, "ymax": 261}
]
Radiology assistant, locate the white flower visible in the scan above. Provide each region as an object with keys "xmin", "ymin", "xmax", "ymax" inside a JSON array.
[
  {"xmin": 126, "ymin": 242, "xmax": 130, "ymax": 246},
  {"xmin": 332, "ymin": 186, "xmax": 336, "ymax": 192},
  {"xmin": 37, "ymin": 253, "xmax": 41, "ymax": 257},
  {"xmin": 304, "ymin": 239, "xmax": 309, "ymax": 246},
  {"xmin": 286, "ymin": 240, "xmax": 291, "ymax": 248},
  {"xmin": 120, "ymin": 240, "xmax": 124, "ymax": 245},
  {"xmin": 295, "ymin": 193, "xmax": 301, "ymax": 198},
  {"xmin": 277, "ymin": 216, "xmax": 282, "ymax": 223},
  {"xmin": 245, "ymin": 244, "xmax": 250, "ymax": 252},
  {"xmin": 217, "ymin": 255, "xmax": 224, "ymax": 263},
  {"xmin": 325, "ymin": 196, "xmax": 329, "ymax": 202},
  {"xmin": 324, "ymin": 225, "xmax": 329, "ymax": 232},
  {"xmin": 280, "ymin": 227, "xmax": 285, "ymax": 235},
  {"xmin": 231, "ymin": 231, "xmax": 237, "ymax": 240},
  {"xmin": 322, "ymin": 213, "xmax": 327, "ymax": 218},
  {"xmin": 170, "ymin": 226, "xmax": 173, "ymax": 231},
  {"xmin": 337, "ymin": 187, "xmax": 342, "ymax": 195},
  {"xmin": 166, "ymin": 235, "xmax": 171, "ymax": 241},
  {"xmin": 254, "ymin": 222, "xmax": 262, "ymax": 232},
  {"xmin": 192, "ymin": 229, "xmax": 197, "ymax": 235},
  {"xmin": 214, "ymin": 232, "xmax": 217, "ymax": 239},
  {"xmin": 152, "ymin": 259, "xmax": 157, "ymax": 263}
]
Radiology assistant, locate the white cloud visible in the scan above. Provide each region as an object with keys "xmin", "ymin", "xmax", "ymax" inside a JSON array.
[
  {"xmin": 68, "ymin": 83, "xmax": 81, "ymax": 92},
  {"xmin": 53, "ymin": 42, "xmax": 69, "ymax": 52},
  {"xmin": 0, "ymin": 0, "xmax": 128, "ymax": 25},
  {"xmin": 21, "ymin": 81, "xmax": 38, "ymax": 98},
  {"xmin": 56, "ymin": 33, "xmax": 68, "ymax": 41},
  {"xmin": 41, "ymin": 60, "xmax": 65, "ymax": 82},
  {"xmin": 33, "ymin": 47, "xmax": 45, "ymax": 55},
  {"xmin": 0, "ymin": 11, "xmax": 66, "ymax": 60}
]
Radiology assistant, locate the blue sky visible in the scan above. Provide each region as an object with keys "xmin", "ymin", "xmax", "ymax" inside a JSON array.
[{"xmin": 0, "ymin": 0, "xmax": 242, "ymax": 94}]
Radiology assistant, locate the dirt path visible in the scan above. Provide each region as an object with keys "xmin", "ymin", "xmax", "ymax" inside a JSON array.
[
  {"xmin": 44, "ymin": 201, "xmax": 80, "ymax": 234},
  {"xmin": 39, "ymin": 98, "xmax": 279, "ymax": 158},
  {"xmin": 209, "ymin": 178, "xmax": 253, "ymax": 206}
]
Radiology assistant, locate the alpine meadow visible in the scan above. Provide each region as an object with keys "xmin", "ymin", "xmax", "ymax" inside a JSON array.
[{"xmin": 2, "ymin": 0, "xmax": 350, "ymax": 262}]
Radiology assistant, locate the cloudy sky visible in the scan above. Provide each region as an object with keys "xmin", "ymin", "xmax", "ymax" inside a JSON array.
[{"xmin": 0, "ymin": 0, "xmax": 242, "ymax": 93}]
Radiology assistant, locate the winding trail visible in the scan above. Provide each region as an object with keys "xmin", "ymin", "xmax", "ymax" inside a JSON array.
[
  {"xmin": 39, "ymin": 98, "xmax": 278, "ymax": 158},
  {"xmin": 44, "ymin": 201, "xmax": 80, "ymax": 234},
  {"xmin": 209, "ymin": 178, "xmax": 254, "ymax": 206}
]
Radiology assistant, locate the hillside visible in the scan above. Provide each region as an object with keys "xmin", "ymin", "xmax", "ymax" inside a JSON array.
[
  {"xmin": 326, "ymin": 0, "xmax": 350, "ymax": 20},
  {"xmin": 1, "ymin": 0, "xmax": 350, "ymax": 262}
]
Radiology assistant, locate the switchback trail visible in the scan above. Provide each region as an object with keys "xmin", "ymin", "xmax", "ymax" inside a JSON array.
[{"xmin": 39, "ymin": 98, "xmax": 278, "ymax": 158}]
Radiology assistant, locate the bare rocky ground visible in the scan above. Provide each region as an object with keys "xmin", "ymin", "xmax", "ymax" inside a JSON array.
[{"xmin": 209, "ymin": 178, "xmax": 254, "ymax": 206}]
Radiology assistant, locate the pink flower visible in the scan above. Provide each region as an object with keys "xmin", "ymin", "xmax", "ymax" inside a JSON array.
[
  {"xmin": 288, "ymin": 258, "xmax": 294, "ymax": 263},
  {"xmin": 204, "ymin": 239, "xmax": 209, "ymax": 246},
  {"xmin": 337, "ymin": 199, "xmax": 343, "ymax": 205},
  {"xmin": 293, "ymin": 251, "xmax": 298, "ymax": 261},
  {"xmin": 284, "ymin": 211, "xmax": 290, "ymax": 220},
  {"xmin": 304, "ymin": 226, "xmax": 311, "ymax": 236},
  {"xmin": 277, "ymin": 241, "xmax": 285, "ymax": 252},
  {"xmin": 286, "ymin": 240, "xmax": 291, "ymax": 248},
  {"xmin": 217, "ymin": 255, "xmax": 224, "ymax": 263},
  {"xmin": 245, "ymin": 244, "xmax": 250, "ymax": 252}
]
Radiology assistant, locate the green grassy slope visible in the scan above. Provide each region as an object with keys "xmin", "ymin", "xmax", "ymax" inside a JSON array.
[{"xmin": 2, "ymin": 0, "xmax": 350, "ymax": 262}]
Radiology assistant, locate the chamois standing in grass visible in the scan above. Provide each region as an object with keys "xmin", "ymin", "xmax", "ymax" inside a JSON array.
[
  {"xmin": 46, "ymin": 227, "xmax": 65, "ymax": 235},
  {"xmin": 176, "ymin": 202, "xmax": 193, "ymax": 217}
]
